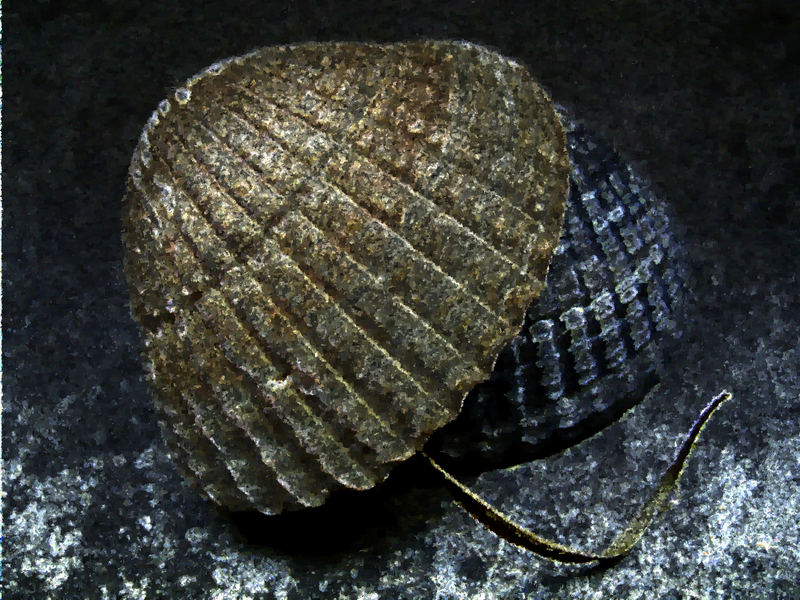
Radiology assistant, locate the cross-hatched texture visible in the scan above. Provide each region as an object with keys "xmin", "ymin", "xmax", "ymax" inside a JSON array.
[
  {"xmin": 429, "ymin": 113, "xmax": 691, "ymax": 471},
  {"xmin": 122, "ymin": 41, "xmax": 570, "ymax": 514}
]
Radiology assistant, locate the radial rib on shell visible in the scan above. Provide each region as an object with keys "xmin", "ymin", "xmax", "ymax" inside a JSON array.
[{"xmin": 122, "ymin": 40, "xmax": 569, "ymax": 514}]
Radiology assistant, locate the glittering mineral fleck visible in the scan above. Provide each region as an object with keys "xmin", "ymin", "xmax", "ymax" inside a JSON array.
[{"xmin": 122, "ymin": 40, "xmax": 569, "ymax": 514}]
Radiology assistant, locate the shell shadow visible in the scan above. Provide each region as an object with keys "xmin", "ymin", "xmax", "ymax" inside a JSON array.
[{"xmin": 222, "ymin": 452, "xmax": 450, "ymax": 556}]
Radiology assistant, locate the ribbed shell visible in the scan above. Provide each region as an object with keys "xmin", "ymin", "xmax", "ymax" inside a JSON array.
[{"xmin": 122, "ymin": 40, "xmax": 569, "ymax": 514}]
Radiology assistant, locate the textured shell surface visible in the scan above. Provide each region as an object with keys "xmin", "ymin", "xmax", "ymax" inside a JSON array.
[
  {"xmin": 429, "ymin": 112, "xmax": 692, "ymax": 470},
  {"xmin": 122, "ymin": 40, "xmax": 570, "ymax": 515}
]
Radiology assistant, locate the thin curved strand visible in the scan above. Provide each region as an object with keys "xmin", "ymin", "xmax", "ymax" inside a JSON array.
[{"xmin": 423, "ymin": 389, "xmax": 732, "ymax": 565}]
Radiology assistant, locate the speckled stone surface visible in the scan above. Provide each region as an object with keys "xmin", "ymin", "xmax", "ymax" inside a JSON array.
[{"xmin": 4, "ymin": 1, "xmax": 799, "ymax": 598}]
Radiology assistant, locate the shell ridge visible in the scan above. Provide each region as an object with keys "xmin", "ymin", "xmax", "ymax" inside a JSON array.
[
  {"xmin": 179, "ymin": 387, "xmax": 298, "ymax": 513},
  {"xmin": 132, "ymin": 248, "xmax": 340, "ymax": 509},
  {"xmin": 148, "ymin": 370, "xmax": 256, "ymax": 511},
  {"xmin": 146, "ymin": 233, "xmax": 386, "ymax": 495},
  {"xmin": 153, "ymin": 148, "xmax": 415, "ymax": 464},
  {"xmin": 434, "ymin": 45, "xmax": 569, "ymax": 255},
  {"xmin": 434, "ymin": 53, "xmax": 561, "ymax": 269},
  {"xmin": 199, "ymin": 95, "xmax": 511, "ymax": 341},
  {"xmin": 588, "ymin": 186, "xmax": 662, "ymax": 347},
  {"xmin": 161, "ymin": 125, "xmax": 436, "ymax": 453},
  {"xmin": 258, "ymin": 65, "xmax": 546, "ymax": 269},
  {"xmin": 183, "ymin": 292, "xmax": 365, "ymax": 504},
  {"xmin": 129, "ymin": 224, "xmax": 305, "ymax": 512},
  {"xmin": 283, "ymin": 211, "xmax": 485, "ymax": 401},
  {"xmin": 263, "ymin": 79, "xmax": 533, "ymax": 269},
  {"xmin": 131, "ymin": 189, "xmax": 373, "ymax": 502},
  {"xmin": 216, "ymin": 89, "xmax": 514, "ymax": 333},
  {"xmin": 274, "ymin": 385, "xmax": 383, "ymax": 490},
  {"xmin": 567, "ymin": 183, "xmax": 642, "ymax": 361},
  {"xmin": 184, "ymin": 100, "xmax": 483, "ymax": 397},
  {"xmin": 236, "ymin": 80, "xmax": 528, "ymax": 280},
  {"xmin": 220, "ymin": 102, "xmax": 514, "ymax": 372},
  {"xmin": 137, "ymin": 159, "xmax": 394, "ymax": 489},
  {"xmin": 157, "ymin": 421, "xmax": 254, "ymax": 511},
  {"xmin": 178, "ymin": 308, "xmax": 374, "ymax": 498},
  {"xmin": 221, "ymin": 91, "xmax": 512, "ymax": 333},
  {"xmin": 186, "ymin": 112, "xmax": 452, "ymax": 407},
  {"xmin": 264, "ymin": 89, "xmax": 531, "ymax": 300},
  {"xmin": 199, "ymin": 96, "xmax": 495, "ymax": 375},
  {"xmin": 184, "ymin": 304, "xmax": 378, "ymax": 491}
]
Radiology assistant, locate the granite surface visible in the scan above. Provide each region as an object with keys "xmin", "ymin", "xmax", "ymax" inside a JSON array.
[{"xmin": 4, "ymin": 1, "xmax": 799, "ymax": 598}]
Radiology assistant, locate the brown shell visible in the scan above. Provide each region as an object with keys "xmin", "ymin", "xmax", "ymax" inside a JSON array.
[{"xmin": 122, "ymin": 40, "xmax": 569, "ymax": 514}]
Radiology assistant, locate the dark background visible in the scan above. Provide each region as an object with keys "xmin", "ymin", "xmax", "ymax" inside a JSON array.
[{"xmin": 4, "ymin": 1, "xmax": 799, "ymax": 598}]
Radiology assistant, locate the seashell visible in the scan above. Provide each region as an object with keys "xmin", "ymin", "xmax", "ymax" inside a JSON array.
[
  {"xmin": 428, "ymin": 113, "xmax": 695, "ymax": 471},
  {"xmin": 122, "ymin": 40, "xmax": 570, "ymax": 515}
]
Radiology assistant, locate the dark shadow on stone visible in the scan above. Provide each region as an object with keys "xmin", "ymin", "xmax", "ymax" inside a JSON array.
[
  {"xmin": 425, "ymin": 370, "xmax": 658, "ymax": 477},
  {"xmin": 222, "ymin": 453, "xmax": 449, "ymax": 556}
]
